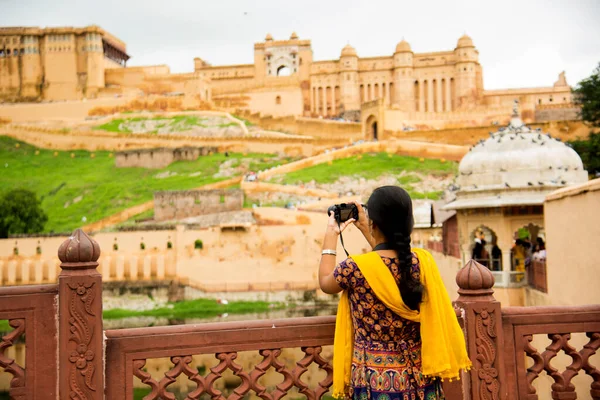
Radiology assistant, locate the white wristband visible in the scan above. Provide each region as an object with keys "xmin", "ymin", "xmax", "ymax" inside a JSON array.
[{"xmin": 322, "ymin": 249, "xmax": 337, "ymax": 256}]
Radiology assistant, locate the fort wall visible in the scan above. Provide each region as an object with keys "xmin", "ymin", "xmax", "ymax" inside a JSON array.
[
  {"xmin": 154, "ymin": 189, "xmax": 244, "ymax": 221},
  {"xmin": 115, "ymin": 146, "xmax": 217, "ymax": 169}
]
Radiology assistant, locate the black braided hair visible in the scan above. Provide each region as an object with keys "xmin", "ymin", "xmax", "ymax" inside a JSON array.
[{"xmin": 367, "ymin": 186, "xmax": 424, "ymax": 310}]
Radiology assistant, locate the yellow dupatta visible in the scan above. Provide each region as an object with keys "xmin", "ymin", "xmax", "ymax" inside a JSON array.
[{"xmin": 332, "ymin": 248, "xmax": 471, "ymax": 398}]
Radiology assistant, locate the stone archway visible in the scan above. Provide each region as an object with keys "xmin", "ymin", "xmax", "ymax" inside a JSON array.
[
  {"xmin": 511, "ymin": 223, "xmax": 544, "ymax": 273},
  {"xmin": 365, "ymin": 114, "xmax": 378, "ymax": 140},
  {"xmin": 469, "ymin": 225, "xmax": 501, "ymax": 271}
]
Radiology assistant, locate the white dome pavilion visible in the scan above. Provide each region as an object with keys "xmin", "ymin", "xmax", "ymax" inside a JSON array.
[{"xmin": 444, "ymin": 103, "xmax": 588, "ymax": 210}]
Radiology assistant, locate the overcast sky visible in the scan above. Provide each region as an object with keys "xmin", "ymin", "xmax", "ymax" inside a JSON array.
[{"xmin": 3, "ymin": 0, "xmax": 600, "ymax": 90}]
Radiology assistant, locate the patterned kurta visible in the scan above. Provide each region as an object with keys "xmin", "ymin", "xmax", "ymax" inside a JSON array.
[{"xmin": 333, "ymin": 254, "xmax": 444, "ymax": 400}]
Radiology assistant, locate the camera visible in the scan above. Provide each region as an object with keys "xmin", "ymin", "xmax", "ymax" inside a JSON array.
[{"xmin": 327, "ymin": 203, "xmax": 365, "ymax": 223}]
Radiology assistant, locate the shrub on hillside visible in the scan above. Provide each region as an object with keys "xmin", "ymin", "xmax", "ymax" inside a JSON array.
[{"xmin": 0, "ymin": 189, "xmax": 48, "ymax": 238}]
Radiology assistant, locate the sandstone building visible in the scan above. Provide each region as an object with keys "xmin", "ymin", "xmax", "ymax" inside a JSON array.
[
  {"xmin": 0, "ymin": 25, "xmax": 129, "ymax": 101},
  {"xmin": 0, "ymin": 25, "xmax": 211, "ymax": 103},
  {"xmin": 1, "ymin": 26, "xmax": 574, "ymax": 130},
  {"xmin": 196, "ymin": 33, "xmax": 574, "ymax": 128}
]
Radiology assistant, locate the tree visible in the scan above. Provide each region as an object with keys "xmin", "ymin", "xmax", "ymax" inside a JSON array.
[
  {"xmin": 0, "ymin": 189, "xmax": 48, "ymax": 238},
  {"xmin": 573, "ymin": 62, "xmax": 600, "ymax": 127},
  {"xmin": 569, "ymin": 132, "xmax": 600, "ymax": 176},
  {"xmin": 569, "ymin": 63, "xmax": 600, "ymax": 175}
]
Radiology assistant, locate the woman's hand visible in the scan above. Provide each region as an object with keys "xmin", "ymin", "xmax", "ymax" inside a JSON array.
[
  {"xmin": 326, "ymin": 211, "xmax": 355, "ymax": 236},
  {"xmin": 350, "ymin": 200, "xmax": 369, "ymax": 233}
]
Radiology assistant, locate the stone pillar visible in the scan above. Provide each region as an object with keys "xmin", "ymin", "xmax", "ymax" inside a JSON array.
[
  {"xmin": 369, "ymin": 84, "xmax": 374, "ymax": 101},
  {"xmin": 311, "ymin": 87, "xmax": 315, "ymax": 113},
  {"xmin": 377, "ymin": 83, "xmax": 382, "ymax": 99},
  {"xmin": 129, "ymin": 255, "xmax": 138, "ymax": 280},
  {"xmin": 363, "ymin": 84, "xmax": 367, "ymax": 103},
  {"xmin": 315, "ymin": 87, "xmax": 320, "ymax": 115},
  {"xmin": 143, "ymin": 255, "xmax": 152, "ymax": 279},
  {"xmin": 21, "ymin": 260, "xmax": 30, "ymax": 284},
  {"xmin": 384, "ymin": 82, "xmax": 391, "ymax": 104},
  {"xmin": 58, "ymin": 229, "xmax": 103, "ymax": 400},
  {"xmin": 419, "ymin": 80, "xmax": 425, "ymax": 113},
  {"xmin": 445, "ymin": 78, "xmax": 452, "ymax": 112},
  {"xmin": 427, "ymin": 79, "xmax": 434, "ymax": 113},
  {"xmin": 331, "ymin": 87, "xmax": 336, "ymax": 116},
  {"xmin": 436, "ymin": 78, "xmax": 443, "ymax": 112},
  {"xmin": 455, "ymin": 260, "xmax": 507, "ymax": 400},
  {"xmin": 34, "ymin": 260, "xmax": 43, "ymax": 283},
  {"xmin": 157, "ymin": 254, "xmax": 165, "ymax": 279},
  {"xmin": 322, "ymin": 87, "xmax": 328, "ymax": 116},
  {"xmin": 116, "ymin": 256, "xmax": 125, "ymax": 280}
]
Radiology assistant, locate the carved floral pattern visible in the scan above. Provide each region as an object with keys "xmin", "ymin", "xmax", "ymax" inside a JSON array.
[
  {"xmin": 0, "ymin": 319, "xmax": 26, "ymax": 391},
  {"xmin": 67, "ymin": 281, "xmax": 97, "ymax": 399},
  {"xmin": 133, "ymin": 346, "xmax": 333, "ymax": 400},
  {"xmin": 524, "ymin": 332, "xmax": 600, "ymax": 400},
  {"xmin": 474, "ymin": 308, "xmax": 500, "ymax": 400}
]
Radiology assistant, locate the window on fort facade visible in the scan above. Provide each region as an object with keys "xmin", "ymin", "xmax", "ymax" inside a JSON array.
[
  {"xmin": 538, "ymin": 99, "xmax": 542, "ymax": 105},
  {"xmin": 275, "ymin": 96, "xmax": 281, "ymax": 105},
  {"xmin": 299, "ymin": 57, "xmax": 302, "ymax": 65},
  {"xmin": 6, "ymin": 49, "xmax": 10, "ymax": 56}
]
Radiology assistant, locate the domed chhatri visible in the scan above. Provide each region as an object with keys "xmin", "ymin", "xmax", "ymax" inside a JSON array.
[
  {"xmin": 445, "ymin": 101, "xmax": 588, "ymax": 209},
  {"xmin": 340, "ymin": 44, "xmax": 357, "ymax": 57},
  {"xmin": 265, "ymin": 33, "xmax": 273, "ymax": 41},
  {"xmin": 456, "ymin": 34, "xmax": 474, "ymax": 49},
  {"xmin": 290, "ymin": 32, "xmax": 299, "ymax": 40},
  {"xmin": 395, "ymin": 39, "xmax": 412, "ymax": 53},
  {"xmin": 58, "ymin": 229, "xmax": 101, "ymax": 268}
]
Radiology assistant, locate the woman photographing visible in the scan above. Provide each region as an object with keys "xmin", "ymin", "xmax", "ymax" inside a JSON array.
[{"xmin": 319, "ymin": 186, "xmax": 470, "ymax": 400}]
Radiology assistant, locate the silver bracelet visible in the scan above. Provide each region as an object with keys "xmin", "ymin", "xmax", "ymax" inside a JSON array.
[{"xmin": 322, "ymin": 249, "xmax": 337, "ymax": 256}]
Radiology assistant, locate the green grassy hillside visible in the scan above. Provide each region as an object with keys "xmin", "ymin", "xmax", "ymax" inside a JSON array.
[
  {"xmin": 271, "ymin": 152, "xmax": 457, "ymax": 200},
  {"xmin": 0, "ymin": 136, "xmax": 285, "ymax": 233}
]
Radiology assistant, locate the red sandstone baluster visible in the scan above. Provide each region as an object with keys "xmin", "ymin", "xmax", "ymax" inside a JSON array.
[
  {"xmin": 58, "ymin": 229, "xmax": 104, "ymax": 400},
  {"xmin": 454, "ymin": 259, "xmax": 507, "ymax": 400}
]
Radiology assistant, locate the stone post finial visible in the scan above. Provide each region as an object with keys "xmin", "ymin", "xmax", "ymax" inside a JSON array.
[
  {"xmin": 456, "ymin": 259, "xmax": 495, "ymax": 300},
  {"xmin": 58, "ymin": 228, "xmax": 100, "ymax": 270}
]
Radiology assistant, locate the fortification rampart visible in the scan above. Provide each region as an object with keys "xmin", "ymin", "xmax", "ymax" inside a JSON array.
[
  {"xmin": 236, "ymin": 109, "xmax": 362, "ymax": 140},
  {"xmin": 115, "ymin": 146, "xmax": 218, "ymax": 169},
  {"xmin": 154, "ymin": 189, "xmax": 243, "ymax": 221}
]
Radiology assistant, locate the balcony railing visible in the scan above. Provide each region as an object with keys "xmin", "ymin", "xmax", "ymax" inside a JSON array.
[{"xmin": 0, "ymin": 229, "xmax": 598, "ymax": 400}]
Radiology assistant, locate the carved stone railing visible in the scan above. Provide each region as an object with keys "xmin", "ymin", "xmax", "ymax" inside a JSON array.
[
  {"xmin": 105, "ymin": 316, "xmax": 336, "ymax": 399},
  {"xmin": 502, "ymin": 305, "xmax": 600, "ymax": 400},
  {"xmin": 0, "ymin": 231, "xmax": 598, "ymax": 400},
  {"xmin": 0, "ymin": 285, "xmax": 58, "ymax": 399},
  {"xmin": 528, "ymin": 260, "xmax": 548, "ymax": 293}
]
